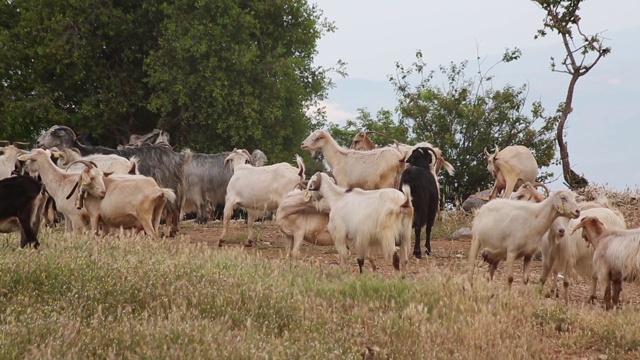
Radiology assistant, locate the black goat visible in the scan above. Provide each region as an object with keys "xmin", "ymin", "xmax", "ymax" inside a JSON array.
[
  {"xmin": 0, "ymin": 176, "xmax": 48, "ymax": 248},
  {"xmin": 35, "ymin": 125, "xmax": 191, "ymax": 236},
  {"xmin": 398, "ymin": 147, "xmax": 439, "ymax": 258}
]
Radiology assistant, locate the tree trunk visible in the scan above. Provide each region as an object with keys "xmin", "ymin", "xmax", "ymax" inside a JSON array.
[{"xmin": 557, "ymin": 74, "xmax": 588, "ymax": 189}]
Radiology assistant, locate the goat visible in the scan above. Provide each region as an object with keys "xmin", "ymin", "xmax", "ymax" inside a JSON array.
[
  {"xmin": 398, "ymin": 147, "xmax": 439, "ymax": 258},
  {"xmin": 484, "ymin": 145, "xmax": 538, "ymax": 200},
  {"xmin": 350, "ymin": 130, "xmax": 379, "ymax": 151},
  {"xmin": 468, "ymin": 189, "xmax": 580, "ymax": 286},
  {"xmin": 276, "ymin": 187, "xmax": 333, "ymax": 259},
  {"xmin": 392, "ymin": 141, "xmax": 455, "ymax": 178},
  {"xmin": 52, "ymin": 148, "xmax": 139, "ymax": 175},
  {"xmin": 77, "ymin": 166, "xmax": 176, "ymax": 238},
  {"xmin": 509, "ymin": 182, "xmax": 550, "ymax": 202},
  {"xmin": 219, "ymin": 150, "xmax": 305, "ymax": 247},
  {"xmin": 572, "ymin": 216, "xmax": 640, "ymax": 310},
  {"xmin": 0, "ymin": 176, "xmax": 48, "ymax": 248},
  {"xmin": 0, "ymin": 141, "xmax": 30, "ymax": 180},
  {"xmin": 183, "ymin": 149, "xmax": 267, "ymax": 224},
  {"xmin": 301, "ymin": 130, "xmax": 404, "ymax": 190},
  {"xmin": 307, "ymin": 172, "xmax": 414, "ymax": 273},
  {"xmin": 539, "ymin": 207, "xmax": 626, "ymax": 304},
  {"xmin": 19, "ymin": 149, "xmax": 106, "ymax": 233},
  {"xmin": 36, "ymin": 125, "xmax": 191, "ymax": 236}
]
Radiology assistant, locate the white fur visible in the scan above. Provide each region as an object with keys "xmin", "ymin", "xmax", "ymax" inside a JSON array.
[
  {"xmin": 540, "ymin": 207, "xmax": 626, "ymax": 303},
  {"xmin": 301, "ymin": 130, "xmax": 404, "ymax": 190},
  {"xmin": 307, "ymin": 172, "xmax": 413, "ymax": 272},
  {"xmin": 54, "ymin": 148, "xmax": 139, "ymax": 175},
  {"xmin": 468, "ymin": 189, "xmax": 580, "ymax": 286},
  {"xmin": 219, "ymin": 151, "xmax": 306, "ymax": 244},
  {"xmin": 19, "ymin": 149, "xmax": 107, "ymax": 233},
  {"xmin": 574, "ymin": 217, "xmax": 640, "ymax": 310}
]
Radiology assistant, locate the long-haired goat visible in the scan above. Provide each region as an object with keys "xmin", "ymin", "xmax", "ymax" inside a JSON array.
[
  {"xmin": 0, "ymin": 175, "xmax": 48, "ymax": 248},
  {"xmin": 0, "ymin": 141, "xmax": 30, "ymax": 180},
  {"xmin": 219, "ymin": 150, "xmax": 305, "ymax": 247},
  {"xmin": 540, "ymin": 207, "xmax": 626, "ymax": 304},
  {"xmin": 468, "ymin": 189, "xmax": 580, "ymax": 286},
  {"xmin": 307, "ymin": 172, "xmax": 414, "ymax": 273},
  {"xmin": 398, "ymin": 147, "xmax": 439, "ymax": 258},
  {"xmin": 572, "ymin": 216, "xmax": 640, "ymax": 310}
]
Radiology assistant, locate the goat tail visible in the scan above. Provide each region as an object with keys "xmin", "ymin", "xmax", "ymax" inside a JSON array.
[
  {"xmin": 295, "ymin": 154, "xmax": 306, "ymax": 182},
  {"xmin": 161, "ymin": 188, "xmax": 177, "ymax": 204},
  {"xmin": 620, "ymin": 238, "xmax": 640, "ymax": 281},
  {"xmin": 400, "ymin": 184, "xmax": 413, "ymax": 214}
]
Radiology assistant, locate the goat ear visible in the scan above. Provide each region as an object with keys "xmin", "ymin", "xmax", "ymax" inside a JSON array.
[
  {"xmin": 570, "ymin": 220, "xmax": 585, "ymax": 235},
  {"xmin": 81, "ymin": 172, "xmax": 91, "ymax": 185}
]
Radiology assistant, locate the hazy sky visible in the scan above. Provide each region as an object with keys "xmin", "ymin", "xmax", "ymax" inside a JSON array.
[{"xmin": 311, "ymin": 0, "xmax": 640, "ymax": 191}]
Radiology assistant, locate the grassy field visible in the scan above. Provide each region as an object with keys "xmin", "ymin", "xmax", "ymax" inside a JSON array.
[{"xmin": 2, "ymin": 185, "xmax": 640, "ymax": 359}]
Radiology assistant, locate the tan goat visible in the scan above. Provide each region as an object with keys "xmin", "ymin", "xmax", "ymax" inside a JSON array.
[{"xmin": 484, "ymin": 145, "xmax": 538, "ymax": 200}]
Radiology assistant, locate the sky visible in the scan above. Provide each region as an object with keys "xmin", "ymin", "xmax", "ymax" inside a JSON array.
[{"xmin": 311, "ymin": 0, "xmax": 640, "ymax": 191}]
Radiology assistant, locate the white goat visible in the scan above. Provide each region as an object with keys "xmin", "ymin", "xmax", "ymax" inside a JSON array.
[
  {"xmin": 468, "ymin": 189, "xmax": 580, "ymax": 286},
  {"xmin": 219, "ymin": 150, "xmax": 306, "ymax": 247},
  {"xmin": 300, "ymin": 130, "xmax": 404, "ymax": 190},
  {"xmin": 19, "ymin": 149, "xmax": 106, "ymax": 233},
  {"xmin": 0, "ymin": 142, "xmax": 29, "ymax": 180},
  {"xmin": 306, "ymin": 172, "xmax": 414, "ymax": 273},
  {"xmin": 53, "ymin": 148, "xmax": 139, "ymax": 175},
  {"xmin": 78, "ymin": 170, "xmax": 176, "ymax": 238},
  {"xmin": 276, "ymin": 188, "xmax": 333, "ymax": 259},
  {"xmin": 572, "ymin": 216, "xmax": 640, "ymax": 310},
  {"xmin": 540, "ymin": 207, "xmax": 627, "ymax": 304}
]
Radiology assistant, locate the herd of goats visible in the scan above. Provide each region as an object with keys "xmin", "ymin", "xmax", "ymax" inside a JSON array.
[{"xmin": 1, "ymin": 125, "xmax": 640, "ymax": 310}]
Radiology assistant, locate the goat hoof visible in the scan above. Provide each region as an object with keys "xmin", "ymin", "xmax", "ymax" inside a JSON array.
[
  {"xmin": 244, "ymin": 240, "xmax": 254, "ymax": 248},
  {"xmin": 413, "ymin": 252, "xmax": 423, "ymax": 259},
  {"xmin": 218, "ymin": 240, "xmax": 226, "ymax": 247}
]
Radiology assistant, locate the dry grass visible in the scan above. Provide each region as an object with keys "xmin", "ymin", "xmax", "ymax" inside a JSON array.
[{"xmin": 1, "ymin": 185, "xmax": 640, "ymax": 359}]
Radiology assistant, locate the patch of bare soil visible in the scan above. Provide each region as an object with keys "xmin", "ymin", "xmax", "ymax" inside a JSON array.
[{"xmin": 178, "ymin": 219, "xmax": 640, "ymax": 308}]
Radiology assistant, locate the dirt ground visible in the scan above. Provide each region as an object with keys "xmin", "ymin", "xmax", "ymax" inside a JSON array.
[{"xmin": 178, "ymin": 218, "xmax": 640, "ymax": 308}]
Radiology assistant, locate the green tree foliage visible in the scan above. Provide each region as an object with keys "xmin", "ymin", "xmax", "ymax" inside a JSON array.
[
  {"xmin": 0, "ymin": 0, "xmax": 336, "ymax": 162},
  {"xmin": 388, "ymin": 50, "xmax": 559, "ymax": 204},
  {"xmin": 0, "ymin": 0, "xmax": 159, "ymax": 144},
  {"xmin": 327, "ymin": 108, "xmax": 411, "ymax": 148}
]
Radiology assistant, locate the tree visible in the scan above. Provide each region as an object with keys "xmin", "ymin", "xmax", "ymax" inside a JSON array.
[
  {"xmin": 326, "ymin": 108, "xmax": 411, "ymax": 148},
  {"xmin": 533, "ymin": 0, "xmax": 611, "ymax": 189},
  {"xmin": 389, "ymin": 50, "xmax": 559, "ymax": 204},
  {"xmin": 0, "ymin": 0, "xmax": 337, "ymax": 162}
]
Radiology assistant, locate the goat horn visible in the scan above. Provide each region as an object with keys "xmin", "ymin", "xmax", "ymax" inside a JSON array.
[
  {"xmin": 494, "ymin": 144, "xmax": 499, "ymax": 155},
  {"xmin": 66, "ymin": 181, "xmax": 79, "ymax": 200},
  {"xmin": 0, "ymin": 140, "xmax": 10, "ymax": 146},
  {"xmin": 533, "ymin": 182, "xmax": 550, "ymax": 197},
  {"xmin": 52, "ymin": 125, "xmax": 77, "ymax": 141},
  {"xmin": 65, "ymin": 159, "xmax": 97, "ymax": 171},
  {"xmin": 11, "ymin": 141, "xmax": 30, "ymax": 148}
]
